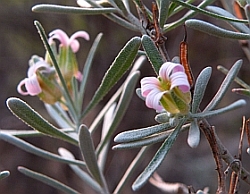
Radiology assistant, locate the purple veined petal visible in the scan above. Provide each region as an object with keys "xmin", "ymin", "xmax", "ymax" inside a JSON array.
[
  {"xmin": 159, "ymin": 62, "xmax": 185, "ymax": 81},
  {"xmin": 140, "ymin": 77, "xmax": 160, "ymax": 97},
  {"xmin": 170, "ymin": 72, "xmax": 190, "ymax": 92},
  {"xmin": 49, "ymin": 29, "xmax": 69, "ymax": 46},
  {"xmin": 69, "ymin": 31, "xmax": 90, "ymax": 52},
  {"xmin": 145, "ymin": 89, "xmax": 165, "ymax": 112}
]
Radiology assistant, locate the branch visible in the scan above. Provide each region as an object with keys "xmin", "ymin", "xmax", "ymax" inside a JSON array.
[{"xmin": 200, "ymin": 119, "xmax": 250, "ymax": 192}]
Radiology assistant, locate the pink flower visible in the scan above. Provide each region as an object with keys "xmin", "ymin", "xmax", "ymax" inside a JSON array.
[
  {"xmin": 17, "ymin": 59, "xmax": 52, "ymax": 96},
  {"xmin": 141, "ymin": 62, "xmax": 190, "ymax": 113},
  {"xmin": 49, "ymin": 29, "xmax": 90, "ymax": 53}
]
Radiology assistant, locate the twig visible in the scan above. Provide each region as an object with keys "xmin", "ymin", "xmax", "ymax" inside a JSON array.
[
  {"xmin": 149, "ymin": 172, "xmax": 189, "ymax": 194},
  {"xmin": 199, "ymin": 120, "xmax": 227, "ymax": 194}
]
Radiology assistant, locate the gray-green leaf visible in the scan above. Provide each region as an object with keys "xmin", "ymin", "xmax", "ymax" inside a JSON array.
[
  {"xmin": 192, "ymin": 67, "xmax": 212, "ymax": 113},
  {"xmin": 82, "ymin": 36, "xmax": 141, "ymax": 117},
  {"xmin": 32, "ymin": 4, "xmax": 117, "ymax": 15},
  {"xmin": 78, "ymin": 125, "xmax": 109, "ymax": 192},
  {"xmin": 6, "ymin": 97, "xmax": 78, "ymax": 145},
  {"xmin": 185, "ymin": 19, "xmax": 250, "ymax": 40},
  {"xmin": 132, "ymin": 118, "xmax": 186, "ymax": 191},
  {"xmin": 141, "ymin": 35, "xmax": 164, "ymax": 74}
]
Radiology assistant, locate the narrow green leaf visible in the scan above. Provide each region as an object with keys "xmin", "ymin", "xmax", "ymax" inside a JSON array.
[
  {"xmin": 58, "ymin": 148, "xmax": 103, "ymax": 193},
  {"xmin": 0, "ymin": 133, "xmax": 85, "ymax": 166},
  {"xmin": 172, "ymin": 0, "xmax": 248, "ymax": 23},
  {"xmin": 132, "ymin": 118, "xmax": 186, "ymax": 191},
  {"xmin": 204, "ymin": 60, "xmax": 242, "ymax": 111},
  {"xmin": 88, "ymin": 56, "xmax": 146, "ymax": 132},
  {"xmin": 135, "ymin": 88, "xmax": 145, "ymax": 101},
  {"xmin": 185, "ymin": 19, "xmax": 250, "ymax": 40},
  {"xmin": 18, "ymin": 166, "xmax": 79, "ymax": 194},
  {"xmin": 78, "ymin": 33, "xmax": 103, "ymax": 113},
  {"xmin": 155, "ymin": 112, "xmax": 170, "ymax": 123},
  {"xmin": 113, "ymin": 132, "xmax": 170, "ymax": 150},
  {"xmin": 78, "ymin": 125, "xmax": 109, "ymax": 192},
  {"xmin": 113, "ymin": 147, "xmax": 149, "ymax": 193},
  {"xmin": 168, "ymin": 0, "xmax": 196, "ymax": 17},
  {"xmin": 0, "ymin": 128, "xmax": 74, "ymax": 138},
  {"xmin": 114, "ymin": 122, "xmax": 174, "ymax": 143},
  {"xmin": 6, "ymin": 97, "xmax": 78, "ymax": 145},
  {"xmin": 245, "ymin": 4, "xmax": 250, "ymax": 25},
  {"xmin": 206, "ymin": 6, "xmax": 250, "ymax": 34},
  {"xmin": 96, "ymin": 71, "xmax": 140, "ymax": 155},
  {"xmin": 191, "ymin": 67, "xmax": 212, "ymax": 113},
  {"xmin": 158, "ymin": 0, "xmax": 170, "ymax": 28},
  {"xmin": 113, "ymin": 0, "xmax": 128, "ymax": 15},
  {"xmin": 164, "ymin": 0, "xmax": 216, "ymax": 32},
  {"xmin": 217, "ymin": 65, "xmax": 250, "ymax": 90},
  {"xmin": 0, "ymin": 171, "xmax": 10, "ymax": 180},
  {"xmin": 32, "ymin": 4, "xmax": 117, "ymax": 15},
  {"xmin": 191, "ymin": 99, "xmax": 246, "ymax": 119},
  {"xmin": 98, "ymin": 104, "xmax": 116, "ymax": 171},
  {"xmin": 232, "ymin": 88, "xmax": 250, "ymax": 97},
  {"xmin": 141, "ymin": 35, "xmax": 164, "ymax": 74},
  {"xmin": 82, "ymin": 36, "xmax": 141, "ymax": 117},
  {"xmin": 122, "ymin": 0, "xmax": 130, "ymax": 11},
  {"xmin": 187, "ymin": 119, "xmax": 200, "ymax": 148},
  {"xmin": 45, "ymin": 103, "xmax": 74, "ymax": 129}
]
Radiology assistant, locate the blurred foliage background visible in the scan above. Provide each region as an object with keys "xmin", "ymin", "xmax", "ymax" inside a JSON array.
[{"xmin": 0, "ymin": 0, "xmax": 249, "ymax": 193}]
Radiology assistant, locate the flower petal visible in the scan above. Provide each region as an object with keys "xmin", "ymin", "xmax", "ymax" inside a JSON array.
[
  {"xmin": 145, "ymin": 89, "xmax": 165, "ymax": 112},
  {"xmin": 141, "ymin": 77, "xmax": 160, "ymax": 97},
  {"xmin": 18, "ymin": 75, "xmax": 42, "ymax": 96},
  {"xmin": 70, "ymin": 31, "xmax": 90, "ymax": 41},
  {"xmin": 49, "ymin": 29, "xmax": 69, "ymax": 46},
  {"xmin": 75, "ymin": 71, "xmax": 83, "ymax": 81},
  {"xmin": 25, "ymin": 74, "xmax": 42, "ymax": 96},
  {"xmin": 159, "ymin": 62, "xmax": 184, "ymax": 81},
  {"xmin": 27, "ymin": 61, "xmax": 51, "ymax": 78},
  {"xmin": 170, "ymin": 72, "xmax": 190, "ymax": 92},
  {"xmin": 17, "ymin": 79, "xmax": 29, "ymax": 95},
  {"xmin": 69, "ymin": 31, "xmax": 90, "ymax": 52}
]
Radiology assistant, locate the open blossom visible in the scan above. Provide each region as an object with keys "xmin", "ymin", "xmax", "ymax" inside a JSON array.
[
  {"xmin": 49, "ymin": 29, "xmax": 89, "ymax": 53},
  {"xmin": 17, "ymin": 57, "xmax": 52, "ymax": 96},
  {"xmin": 48, "ymin": 29, "xmax": 90, "ymax": 83},
  {"xmin": 141, "ymin": 62, "xmax": 191, "ymax": 114},
  {"xmin": 17, "ymin": 56, "xmax": 62, "ymax": 104}
]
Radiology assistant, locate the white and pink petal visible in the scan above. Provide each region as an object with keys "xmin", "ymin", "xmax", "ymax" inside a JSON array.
[
  {"xmin": 49, "ymin": 29, "xmax": 69, "ymax": 46},
  {"xmin": 141, "ymin": 77, "xmax": 160, "ymax": 97},
  {"xmin": 17, "ymin": 75, "xmax": 42, "ymax": 96},
  {"xmin": 145, "ymin": 90, "xmax": 165, "ymax": 112},
  {"xmin": 170, "ymin": 72, "xmax": 190, "ymax": 92}
]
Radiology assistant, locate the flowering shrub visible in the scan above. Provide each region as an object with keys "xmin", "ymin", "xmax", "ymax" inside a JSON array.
[{"xmin": 1, "ymin": 0, "xmax": 250, "ymax": 194}]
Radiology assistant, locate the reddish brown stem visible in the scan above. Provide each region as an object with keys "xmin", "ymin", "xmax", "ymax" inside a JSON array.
[{"xmin": 200, "ymin": 120, "xmax": 227, "ymax": 194}]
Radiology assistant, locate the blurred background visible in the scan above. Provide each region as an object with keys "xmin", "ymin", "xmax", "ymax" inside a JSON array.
[{"xmin": 0, "ymin": 0, "xmax": 249, "ymax": 193}]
